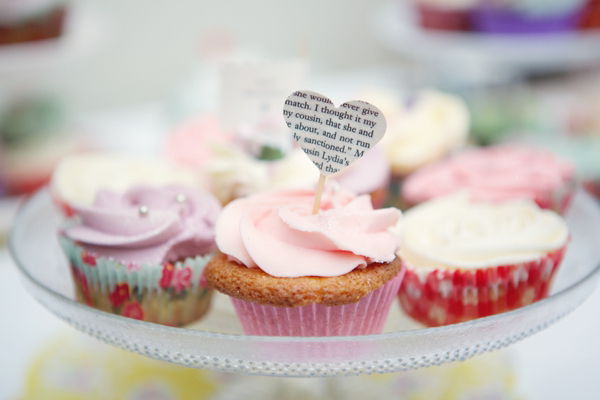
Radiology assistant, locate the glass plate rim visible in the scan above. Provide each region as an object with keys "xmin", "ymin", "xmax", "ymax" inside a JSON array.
[{"xmin": 9, "ymin": 187, "xmax": 600, "ymax": 344}]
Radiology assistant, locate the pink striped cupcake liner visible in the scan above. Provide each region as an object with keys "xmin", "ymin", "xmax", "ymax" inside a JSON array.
[{"xmin": 231, "ymin": 270, "xmax": 405, "ymax": 336}]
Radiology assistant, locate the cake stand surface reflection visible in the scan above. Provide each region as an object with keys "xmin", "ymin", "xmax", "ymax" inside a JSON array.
[{"xmin": 9, "ymin": 189, "xmax": 600, "ymax": 378}]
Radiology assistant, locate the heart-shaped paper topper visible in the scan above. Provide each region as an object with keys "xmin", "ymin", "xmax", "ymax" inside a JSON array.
[{"xmin": 282, "ymin": 90, "xmax": 387, "ymax": 176}]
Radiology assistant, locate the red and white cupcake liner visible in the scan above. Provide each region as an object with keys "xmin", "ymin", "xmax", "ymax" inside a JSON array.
[
  {"xmin": 416, "ymin": 4, "xmax": 473, "ymax": 31},
  {"xmin": 398, "ymin": 245, "xmax": 568, "ymax": 327},
  {"xmin": 231, "ymin": 270, "xmax": 405, "ymax": 336}
]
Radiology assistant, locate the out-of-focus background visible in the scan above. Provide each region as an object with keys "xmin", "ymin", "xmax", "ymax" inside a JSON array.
[{"xmin": 2, "ymin": 0, "xmax": 600, "ymax": 398}]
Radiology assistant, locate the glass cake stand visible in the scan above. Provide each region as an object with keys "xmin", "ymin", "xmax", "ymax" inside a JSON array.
[{"xmin": 9, "ymin": 189, "xmax": 600, "ymax": 378}]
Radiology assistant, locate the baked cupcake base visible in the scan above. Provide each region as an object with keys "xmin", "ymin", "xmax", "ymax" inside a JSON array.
[
  {"xmin": 398, "ymin": 245, "xmax": 568, "ymax": 327},
  {"xmin": 205, "ymin": 252, "xmax": 405, "ymax": 336}
]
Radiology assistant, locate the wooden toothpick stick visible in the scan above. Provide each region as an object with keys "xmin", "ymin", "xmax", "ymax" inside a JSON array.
[{"xmin": 312, "ymin": 174, "xmax": 327, "ymax": 215}]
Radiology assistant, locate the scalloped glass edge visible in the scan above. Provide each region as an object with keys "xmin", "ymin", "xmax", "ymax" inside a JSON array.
[{"xmin": 9, "ymin": 189, "xmax": 600, "ymax": 377}]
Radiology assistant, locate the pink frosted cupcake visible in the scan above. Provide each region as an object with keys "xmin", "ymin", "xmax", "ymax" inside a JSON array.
[
  {"xmin": 402, "ymin": 145, "xmax": 575, "ymax": 213},
  {"xmin": 165, "ymin": 116, "xmax": 391, "ymax": 207},
  {"xmin": 397, "ymin": 193, "xmax": 569, "ymax": 327},
  {"xmin": 59, "ymin": 185, "xmax": 221, "ymax": 326},
  {"xmin": 203, "ymin": 187, "xmax": 405, "ymax": 336}
]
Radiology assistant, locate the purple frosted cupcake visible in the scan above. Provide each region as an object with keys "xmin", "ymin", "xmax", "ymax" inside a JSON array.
[
  {"xmin": 471, "ymin": 0, "xmax": 587, "ymax": 33},
  {"xmin": 59, "ymin": 185, "xmax": 221, "ymax": 326}
]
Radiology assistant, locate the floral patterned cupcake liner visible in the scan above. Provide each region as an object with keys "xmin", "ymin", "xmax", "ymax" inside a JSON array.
[
  {"xmin": 61, "ymin": 236, "xmax": 214, "ymax": 327},
  {"xmin": 398, "ymin": 245, "xmax": 568, "ymax": 327}
]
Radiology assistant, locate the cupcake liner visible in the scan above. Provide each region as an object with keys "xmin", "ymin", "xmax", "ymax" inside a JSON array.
[
  {"xmin": 417, "ymin": 4, "xmax": 473, "ymax": 31},
  {"xmin": 398, "ymin": 244, "xmax": 568, "ymax": 327},
  {"xmin": 471, "ymin": 6, "xmax": 583, "ymax": 34},
  {"xmin": 580, "ymin": 0, "xmax": 600, "ymax": 29},
  {"xmin": 61, "ymin": 236, "xmax": 214, "ymax": 326},
  {"xmin": 230, "ymin": 271, "xmax": 405, "ymax": 336},
  {"xmin": 0, "ymin": 6, "xmax": 66, "ymax": 45}
]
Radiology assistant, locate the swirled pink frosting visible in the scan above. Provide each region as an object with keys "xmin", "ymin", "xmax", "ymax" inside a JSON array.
[
  {"xmin": 64, "ymin": 185, "xmax": 222, "ymax": 265},
  {"xmin": 402, "ymin": 145, "xmax": 575, "ymax": 205},
  {"xmin": 215, "ymin": 188, "xmax": 402, "ymax": 278},
  {"xmin": 165, "ymin": 116, "xmax": 230, "ymax": 170}
]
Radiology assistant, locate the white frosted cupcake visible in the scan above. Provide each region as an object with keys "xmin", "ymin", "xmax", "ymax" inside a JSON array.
[
  {"xmin": 361, "ymin": 88, "xmax": 470, "ymax": 209},
  {"xmin": 374, "ymin": 89, "xmax": 470, "ymax": 179},
  {"xmin": 396, "ymin": 193, "xmax": 569, "ymax": 327},
  {"xmin": 51, "ymin": 152, "xmax": 203, "ymax": 216}
]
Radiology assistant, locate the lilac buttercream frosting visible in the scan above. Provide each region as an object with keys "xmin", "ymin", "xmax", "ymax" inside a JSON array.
[{"xmin": 63, "ymin": 185, "xmax": 221, "ymax": 265}]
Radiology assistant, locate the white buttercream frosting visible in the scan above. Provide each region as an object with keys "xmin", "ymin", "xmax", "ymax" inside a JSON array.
[
  {"xmin": 367, "ymin": 89, "xmax": 470, "ymax": 176},
  {"xmin": 51, "ymin": 153, "xmax": 203, "ymax": 208},
  {"xmin": 205, "ymin": 143, "xmax": 318, "ymax": 204},
  {"xmin": 398, "ymin": 193, "xmax": 569, "ymax": 269}
]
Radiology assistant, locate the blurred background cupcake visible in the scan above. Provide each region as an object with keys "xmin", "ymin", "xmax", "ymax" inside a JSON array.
[
  {"xmin": 363, "ymin": 88, "xmax": 470, "ymax": 208},
  {"xmin": 412, "ymin": 0, "xmax": 477, "ymax": 31},
  {"xmin": 401, "ymin": 144, "xmax": 576, "ymax": 213},
  {"xmin": 580, "ymin": 0, "xmax": 600, "ymax": 28},
  {"xmin": 471, "ymin": 0, "xmax": 588, "ymax": 34},
  {"xmin": 0, "ymin": 0, "xmax": 68, "ymax": 46},
  {"xmin": 165, "ymin": 108, "xmax": 391, "ymax": 207},
  {"xmin": 0, "ymin": 95, "xmax": 84, "ymax": 196}
]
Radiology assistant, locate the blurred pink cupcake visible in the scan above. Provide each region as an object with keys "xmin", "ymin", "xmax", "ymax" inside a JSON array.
[
  {"xmin": 402, "ymin": 145, "xmax": 575, "ymax": 213},
  {"xmin": 204, "ymin": 187, "xmax": 404, "ymax": 336},
  {"xmin": 165, "ymin": 115, "xmax": 391, "ymax": 207},
  {"xmin": 397, "ymin": 193, "xmax": 569, "ymax": 326}
]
